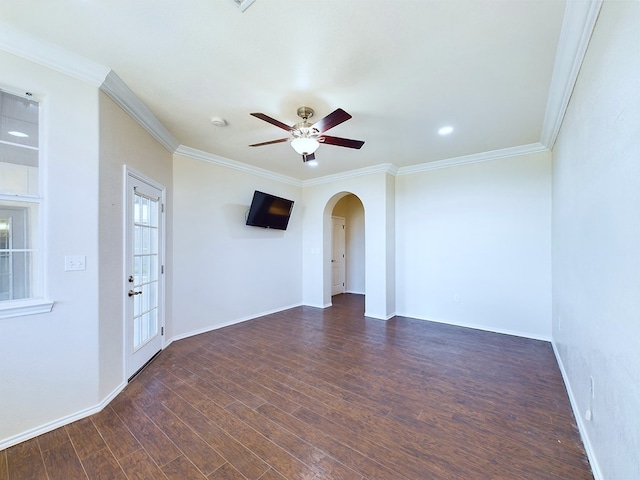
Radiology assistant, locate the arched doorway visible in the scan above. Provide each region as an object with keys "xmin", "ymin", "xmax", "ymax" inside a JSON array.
[{"xmin": 331, "ymin": 194, "xmax": 365, "ymax": 297}]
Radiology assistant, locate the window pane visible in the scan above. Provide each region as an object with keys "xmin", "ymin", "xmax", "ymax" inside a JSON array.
[
  {"xmin": 134, "ymin": 255, "xmax": 142, "ymax": 285},
  {"xmin": 149, "ymin": 282, "xmax": 157, "ymax": 312},
  {"xmin": 141, "ymin": 197, "xmax": 149, "ymax": 226},
  {"xmin": 0, "ymin": 251, "xmax": 32, "ymax": 301},
  {"xmin": 142, "ymin": 255, "xmax": 151, "ymax": 284},
  {"xmin": 0, "ymin": 144, "xmax": 39, "ymax": 196},
  {"xmin": 133, "ymin": 316, "xmax": 141, "ymax": 348},
  {"xmin": 148, "ymin": 308, "xmax": 158, "ymax": 337},
  {"xmin": 0, "ymin": 90, "xmax": 39, "ymax": 147},
  {"xmin": 0, "ymin": 200, "xmax": 38, "ymax": 301},
  {"xmin": 134, "ymin": 225, "xmax": 142, "ymax": 255},
  {"xmin": 134, "ymin": 290, "xmax": 142, "ymax": 317},
  {"xmin": 0, "ymin": 90, "xmax": 39, "ymax": 197},
  {"xmin": 134, "ymin": 194, "xmax": 141, "ymax": 224},
  {"xmin": 150, "ymin": 227, "xmax": 158, "ymax": 255},
  {"xmin": 150, "ymin": 199, "xmax": 158, "ymax": 227}
]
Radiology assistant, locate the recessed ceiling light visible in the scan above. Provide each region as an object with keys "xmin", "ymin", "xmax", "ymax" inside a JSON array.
[
  {"xmin": 8, "ymin": 130, "xmax": 29, "ymax": 138},
  {"xmin": 438, "ymin": 126, "xmax": 454, "ymax": 136}
]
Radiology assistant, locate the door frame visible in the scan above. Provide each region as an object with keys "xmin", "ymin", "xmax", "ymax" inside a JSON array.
[
  {"xmin": 331, "ymin": 215, "xmax": 346, "ymax": 296},
  {"xmin": 123, "ymin": 166, "xmax": 166, "ymax": 380}
]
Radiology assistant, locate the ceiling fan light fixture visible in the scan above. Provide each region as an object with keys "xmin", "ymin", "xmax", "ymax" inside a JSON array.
[{"xmin": 291, "ymin": 137, "xmax": 320, "ymax": 155}]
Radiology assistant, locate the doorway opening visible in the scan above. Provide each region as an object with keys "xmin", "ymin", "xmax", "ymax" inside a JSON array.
[{"xmin": 329, "ymin": 193, "xmax": 365, "ymax": 306}]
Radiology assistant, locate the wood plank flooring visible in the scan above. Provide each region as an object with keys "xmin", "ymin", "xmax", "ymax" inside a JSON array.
[{"xmin": 0, "ymin": 294, "xmax": 593, "ymax": 479}]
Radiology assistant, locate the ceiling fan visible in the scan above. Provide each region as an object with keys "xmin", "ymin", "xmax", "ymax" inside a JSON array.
[{"xmin": 249, "ymin": 107, "xmax": 365, "ymax": 163}]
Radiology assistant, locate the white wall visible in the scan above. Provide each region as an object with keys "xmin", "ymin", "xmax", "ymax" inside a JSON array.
[
  {"xmin": 0, "ymin": 52, "xmax": 101, "ymax": 447},
  {"xmin": 98, "ymin": 91, "xmax": 173, "ymax": 398},
  {"xmin": 171, "ymin": 154, "xmax": 303, "ymax": 339},
  {"xmin": 552, "ymin": 1, "xmax": 640, "ymax": 478},
  {"xmin": 396, "ymin": 151, "xmax": 552, "ymax": 339},
  {"xmin": 302, "ymin": 170, "xmax": 396, "ymax": 319},
  {"xmin": 333, "ymin": 195, "xmax": 365, "ymax": 294}
]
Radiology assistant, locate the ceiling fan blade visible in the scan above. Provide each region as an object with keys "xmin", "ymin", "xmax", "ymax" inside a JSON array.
[
  {"xmin": 312, "ymin": 108, "xmax": 352, "ymax": 133},
  {"xmin": 319, "ymin": 135, "xmax": 365, "ymax": 149},
  {"xmin": 249, "ymin": 138, "xmax": 289, "ymax": 147},
  {"xmin": 250, "ymin": 113, "xmax": 293, "ymax": 132},
  {"xmin": 302, "ymin": 152, "xmax": 315, "ymax": 162}
]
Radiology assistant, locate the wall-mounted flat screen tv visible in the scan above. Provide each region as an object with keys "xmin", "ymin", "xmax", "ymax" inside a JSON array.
[{"xmin": 246, "ymin": 190, "xmax": 294, "ymax": 230}]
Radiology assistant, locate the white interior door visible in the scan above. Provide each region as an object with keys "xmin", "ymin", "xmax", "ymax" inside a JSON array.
[
  {"xmin": 332, "ymin": 216, "xmax": 346, "ymax": 296},
  {"xmin": 125, "ymin": 170, "xmax": 164, "ymax": 379}
]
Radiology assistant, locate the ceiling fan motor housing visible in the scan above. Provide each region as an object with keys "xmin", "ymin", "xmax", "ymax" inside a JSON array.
[{"xmin": 296, "ymin": 106, "xmax": 314, "ymax": 120}]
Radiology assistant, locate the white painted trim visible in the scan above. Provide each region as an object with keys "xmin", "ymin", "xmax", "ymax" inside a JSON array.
[
  {"xmin": 552, "ymin": 341, "xmax": 603, "ymax": 480},
  {"xmin": 364, "ymin": 311, "xmax": 396, "ymax": 321},
  {"xmin": 169, "ymin": 302, "xmax": 303, "ymax": 343},
  {"xmin": 0, "ymin": 21, "xmax": 109, "ymax": 86},
  {"xmin": 302, "ymin": 163, "xmax": 398, "ymax": 187},
  {"xmin": 0, "ymin": 380, "xmax": 126, "ymax": 451},
  {"xmin": 304, "ymin": 302, "xmax": 331, "ymax": 309},
  {"xmin": 101, "ymin": 71, "xmax": 179, "ymax": 153},
  {"xmin": 175, "ymin": 145, "xmax": 301, "ymax": 186},
  {"xmin": 0, "ymin": 299, "xmax": 54, "ymax": 320},
  {"xmin": 157, "ymin": 141, "xmax": 546, "ymax": 187},
  {"xmin": 396, "ymin": 143, "xmax": 549, "ymax": 176},
  {"xmin": 394, "ymin": 311, "xmax": 552, "ymax": 342},
  {"xmin": 540, "ymin": 0, "xmax": 603, "ymax": 149}
]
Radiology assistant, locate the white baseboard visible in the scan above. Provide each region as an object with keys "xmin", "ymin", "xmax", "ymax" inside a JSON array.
[
  {"xmin": 364, "ymin": 311, "xmax": 396, "ymax": 321},
  {"xmin": 551, "ymin": 341, "xmax": 602, "ymax": 480},
  {"xmin": 394, "ymin": 311, "xmax": 552, "ymax": 342},
  {"xmin": 169, "ymin": 302, "xmax": 303, "ymax": 344},
  {"xmin": 0, "ymin": 381, "xmax": 127, "ymax": 451}
]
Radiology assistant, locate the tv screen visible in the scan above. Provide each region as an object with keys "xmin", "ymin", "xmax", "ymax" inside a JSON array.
[{"xmin": 246, "ymin": 190, "xmax": 294, "ymax": 230}]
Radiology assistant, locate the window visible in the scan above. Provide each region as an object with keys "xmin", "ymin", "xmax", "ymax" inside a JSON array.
[{"xmin": 0, "ymin": 88, "xmax": 50, "ymax": 318}]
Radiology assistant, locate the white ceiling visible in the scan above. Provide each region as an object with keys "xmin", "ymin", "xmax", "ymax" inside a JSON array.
[{"xmin": 0, "ymin": 0, "xmax": 567, "ymax": 181}]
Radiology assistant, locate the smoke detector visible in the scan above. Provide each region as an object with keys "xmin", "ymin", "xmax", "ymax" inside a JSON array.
[{"xmin": 210, "ymin": 116, "xmax": 227, "ymax": 127}]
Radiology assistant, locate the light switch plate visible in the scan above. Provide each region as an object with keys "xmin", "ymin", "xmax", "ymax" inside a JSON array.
[{"xmin": 65, "ymin": 255, "xmax": 86, "ymax": 271}]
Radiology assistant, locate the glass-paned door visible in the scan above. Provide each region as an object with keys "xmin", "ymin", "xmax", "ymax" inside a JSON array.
[{"xmin": 125, "ymin": 170, "xmax": 164, "ymax": 379}]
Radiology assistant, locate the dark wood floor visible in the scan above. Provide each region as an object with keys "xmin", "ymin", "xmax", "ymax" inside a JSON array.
[{"xmin": 1, "ymin": 294, "xmax": 592, "ymax": 479}]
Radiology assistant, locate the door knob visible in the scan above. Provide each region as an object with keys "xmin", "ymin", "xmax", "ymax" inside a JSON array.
[{"xmin": 128, "ymin": 290, "xmax": 142, "ymax": 297}]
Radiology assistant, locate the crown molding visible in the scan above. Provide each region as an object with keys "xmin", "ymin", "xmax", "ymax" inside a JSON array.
[
  {"xmin": 175, "ymin": 145, "xmax": 302, "ymax": 187},
  {"xmin": 100, "ymin": 71, "xmax": 179, "ymax": 153},
  {"xmin": 0, "ymin": 22, "xmax": 109, "ymax": 86},
  {"xmin": 540, "ymin": 0, "xmax": 603, "ymax": 149},
  {"xmin": 396, "ymin": 143, "xmax": 549, "ymax": 176},
  {"xmin": 0, "ymin": 23, "xmax": 178, "ymax": 152},
  {"xmin": 302, "ymin": 163, "xmax": 398, "ymax": 187}
]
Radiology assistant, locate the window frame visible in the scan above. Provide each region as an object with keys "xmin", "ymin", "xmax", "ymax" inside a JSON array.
[{"xmin": 0, "ymin": 87, "xmax": 53, "ymax": 319}]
